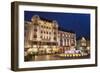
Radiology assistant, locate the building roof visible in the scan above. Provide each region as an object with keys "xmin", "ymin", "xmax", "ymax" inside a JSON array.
[
  {"xmin": 32, "ymin": 15, "xmax": 54, "ymax": 23},
  {"xmin": 40, "ymin": 17, "xmax": 53, "ymax": 22}
]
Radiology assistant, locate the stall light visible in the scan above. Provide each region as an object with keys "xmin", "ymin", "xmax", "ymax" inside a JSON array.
[
  {"xmin": 44, "ymin": 45, "xmax": 48, "ymax": 48},
  {"xmin": 73, "ymin": 54, "xmax": 75, "ymax": 57},
  {"xmin": 33, "ymin": 45, "xmax": 37, "ymax": 48},
  {"xmin": 32, "ymin": 48, "xmax": 38, "ymax": 52},
  {"xmin": 27, "ymin": 48, "xmax": 33, "ymax": 54}
]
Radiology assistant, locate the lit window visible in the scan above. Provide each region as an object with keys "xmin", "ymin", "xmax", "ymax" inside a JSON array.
[{"xmin": 66, "ymin": 34, "xmax": 68, "ymax": 37}]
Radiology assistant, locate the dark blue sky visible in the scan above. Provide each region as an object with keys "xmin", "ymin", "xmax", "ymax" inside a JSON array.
[{"xmin": 24, "ymin": 11, "xmax": 90, "ymax": 39}]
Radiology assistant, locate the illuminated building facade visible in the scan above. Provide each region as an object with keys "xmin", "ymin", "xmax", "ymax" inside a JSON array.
[
  {"xmin": 24, "ymin": 15, "xmax": 76, "ymax": 55},
  {"xmin": 76, "ymin": 37, "xmax": 90, "ymax": 55},
  {"xmin": 58, "ymin": 30, "xmax": 76, "ymax": 53}
]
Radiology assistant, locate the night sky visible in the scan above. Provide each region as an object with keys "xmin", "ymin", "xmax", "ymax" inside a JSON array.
[{"xmin": 24, "ymin": 11, "xmax": 90, "ymax": 39}]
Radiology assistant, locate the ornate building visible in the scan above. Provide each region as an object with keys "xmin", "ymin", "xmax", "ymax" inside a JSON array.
[
  {"xmin": 58, "ymin": 30, "xmax": 76, "ymax": 53},
  {"xmin": 24, "ymin": 15, "xmax": 76, "ymax": 55},
  {"xmin": 76, "ymin": 37, "xmax": 90, "ymax": 55}
]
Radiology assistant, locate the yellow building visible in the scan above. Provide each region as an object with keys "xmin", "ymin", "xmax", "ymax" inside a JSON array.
[
  {"xmin": 24, "ymin": 15, "xmax": 76, "ymax": 55},
  {"xmin": 25, "ymin": 15, "xmax": 58, "ymax": 54}
]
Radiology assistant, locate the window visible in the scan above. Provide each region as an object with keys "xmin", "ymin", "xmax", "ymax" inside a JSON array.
[
  {"xmin": 33, "ymin": 35, "xmax": 37, "ymax": 38},
  {"xmin": 49, "ymin": 37, "xmax": 51, "ymax": 40},
  {"xmin": 44, "ymin": 31, "xmax": 45, "ymax": 34},
  {"xmin": 41, "ymin": 26, "xmax": 43, "ymax": 28},
  {"xmin": 34, "ymin": 28, "xmax": 37, "ymax": 31},
  {"xmin": 49, "ymin": 27, "xmax": 51, "ymax": 29},
  {"xmin": 40, "ymin": 36, "xmax": 42, "ymax": 39},
  {"xmin": 67, "ymin": 39, "xmax": 69, "ymax": 42},
  {"xmin": 54, "ymin": 32, "xmax": 56, "ymax": 34},
  {"xmin": 47, "ymin": 31, "xmax": 48, "ymax": 34},
  {"xmin": 47, "ymin": 26, "xmax": 49, "ymax": 29},
  {"xmin": 34, "ymin": 23, "xmax": 38, "ymax": 25},
  {"xmin": 62, "ymin": 33, "xmax": 65, "ymax": 36},
  {"xmin": 49, "ymin": 32, "xmax": 51, "ymax": 34},
  {"xmin": 53, "ymin": 27, "xmax": 56, "ymax": 29},
  {"xmin": 60, "ymin": 39, "xmax": 63, "ymax": 46},
  {"xmin": 66, "ymin": 34, "xmax": 68, "ymax": 37},
  {"xmin": 41, "ymin": 31, "xmax": 43, "ymax": 33},
  {"xmin": 54, "ymin": 37, "xmax": 57, "ymax": 41}
]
